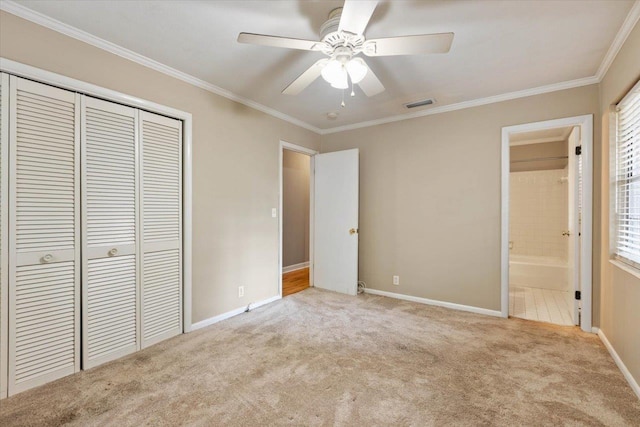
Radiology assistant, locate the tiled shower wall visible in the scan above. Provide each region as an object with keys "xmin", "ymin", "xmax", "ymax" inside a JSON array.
[{"xmin": 509, "ymin": 168, "xmax": 568, "ymax": 259}]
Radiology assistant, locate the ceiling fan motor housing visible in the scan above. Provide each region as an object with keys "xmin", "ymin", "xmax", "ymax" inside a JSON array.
[
  {"xmin": 320, "ymin": 8, "xmax": 342, "ymax": 40},
  {"xmin": 320, "ymin": 7, "xmax": 365, "ymax": 54}
]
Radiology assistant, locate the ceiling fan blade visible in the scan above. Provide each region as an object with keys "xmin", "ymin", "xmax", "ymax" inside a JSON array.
[
  {"xmin": 238, "ymin": 33, "xmax": 326, "ymax": 51},
  {"xmin": 357, "ymin": 62, "xmax": 385, "ymax": 97},
  {"xmin": 282, "ymin": 59, "xmax": 328, "ymax": 95},
  {"xmin": 338, "ymin": 0, "xmax": 378, "ymax": 35},
  {"xmin": 363, "ymin": 33, "xmax": 454, "ymax": 56}
]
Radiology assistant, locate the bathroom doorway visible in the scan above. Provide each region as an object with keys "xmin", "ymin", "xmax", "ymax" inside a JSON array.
[{"xmin": 501, "ymin": 116, "xmax": 593, "ymax": 332}]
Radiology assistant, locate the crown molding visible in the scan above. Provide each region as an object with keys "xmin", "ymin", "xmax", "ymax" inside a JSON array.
[
  {"xmin": 595, "ymin": 0, "xmax": 640, "ymax": 81},
  {"xmin": 318, "ymin": 75, "xmax": 599, "ymax": 135},
  {"xmin": 1, "ymin": 0, "xmax": 638, "ymax": 136},
  {"xmin": 0, "ymin": 0, "xmax": 323, "ymax": 134}
]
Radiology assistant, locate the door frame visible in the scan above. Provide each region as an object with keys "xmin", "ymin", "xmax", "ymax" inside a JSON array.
[
  {"xmin": 501, "ymin": 114, "xmax": 593, "ymax": 332},
  {"xmin": 279, "ymin": 141, "xmax": 317, "ymax": 297},
  {"xmin": 0, "ymin": 72, "xmax": 10, "ymax": 399}
]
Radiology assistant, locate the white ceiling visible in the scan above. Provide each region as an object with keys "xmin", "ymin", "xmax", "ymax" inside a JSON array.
[{"xmin": 7, "ymin": 0, "xmax": 637, "ymax": 131}]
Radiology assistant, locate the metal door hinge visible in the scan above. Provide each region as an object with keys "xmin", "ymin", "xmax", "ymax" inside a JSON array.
[{"xmin": 575, "ymin": 291, "xmax": 581, "ymax": 300}]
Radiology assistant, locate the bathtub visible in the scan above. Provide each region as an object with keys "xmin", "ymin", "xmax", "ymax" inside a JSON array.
[{"xmin": 509, "ymin": 255, "xmax": 568, "ymax": 291}]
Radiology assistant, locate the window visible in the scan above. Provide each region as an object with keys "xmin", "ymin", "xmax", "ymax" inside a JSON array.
[{"xmin": 614, "ymin": 80, "xmax": 640, "ymax": 268}]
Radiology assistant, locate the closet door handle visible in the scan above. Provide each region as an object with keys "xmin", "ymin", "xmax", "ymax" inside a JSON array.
[
  {"xmin": 108, "ymin": 248, "xmax": 118, "ymax": 257},
  {"xmin": 41, "ymin": 254, "xmax": 54, "ymax": 264}
]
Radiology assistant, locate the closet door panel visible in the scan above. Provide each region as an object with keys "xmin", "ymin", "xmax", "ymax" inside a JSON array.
[
  {"xmin": 142, "ymin": 249, "xmax": 180, "ymax": 342},
  {"xmin": 140, "ymin": 112, "xmax": 182, "ymax": 348},
  {"xmin": 0, "ymin": 72, "xmax": 9, "ymax": 399},
  {"xmin": 82, "ymin": 96, "xmax": 139, "ymax": 369},
  {"xmin": 8, "ymin": 77, "xmax": 80, "ymax": 396}
]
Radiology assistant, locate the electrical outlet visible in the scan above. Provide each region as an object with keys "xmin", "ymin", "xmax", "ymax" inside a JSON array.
[
  {"xmin": 271, "ymin": 208, "xmax": 277, "ymax": 218},
  {"xmin": 238, "ymin": 286, "xmax": 244, "ymax": 298},
  {"xmin": 393, "ymin": 275, "xmax": 400, "ymax": 286}
]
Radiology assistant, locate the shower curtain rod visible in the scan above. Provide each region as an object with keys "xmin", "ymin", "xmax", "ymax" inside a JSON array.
[{"xmin": 511, "ymin": 155, "xmax": 568, "ymax": 164}]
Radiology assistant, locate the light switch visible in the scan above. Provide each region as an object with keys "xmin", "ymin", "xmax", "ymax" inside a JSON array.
[{"xmin": 272, "ymin": 208, "xmax": 277, "ymax": 218}]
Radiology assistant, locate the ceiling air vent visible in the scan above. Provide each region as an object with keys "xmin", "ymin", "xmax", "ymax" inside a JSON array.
[{"xmin": 405, "ymin": 98, "xmax": 436, "ymax": 109}]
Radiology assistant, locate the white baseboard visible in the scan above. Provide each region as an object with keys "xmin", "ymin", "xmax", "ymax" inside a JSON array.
[
  {"xmin": 282, "ymin": 261, "xmax": 309, "ymax": 274},
  {"xmin": 591, "ymin": 327, "xmax": 600, "ymax": 334},
  {"xmin": 597, "ymin": 329, "xmax": 640, "ymax": 400},
  {"xmin": 191, "ymin": 295, "xmax": 281, "ymax": 331},
  {"xmin": 363, "ymin": 288, "xmax": 503, "ymax": 318}
]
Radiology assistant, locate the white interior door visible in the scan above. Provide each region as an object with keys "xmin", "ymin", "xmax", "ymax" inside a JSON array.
[
  {"xmin": 567, "ymin": 126, "xmax": 580, "ymax": 325},
  {"xmin": 140, "ymin": 111, "xmax": 182, "ymax": 348},
  {"xmin": 8, "ymin": 77, "xmax": 80, "ymax": 395},
  {"xmin": 313, "ymin": 149, "xmax": 359, "ymax": 296},
  {"xmin": 81, "ymin": 96, "xmax": 139, "ymax": 369}
]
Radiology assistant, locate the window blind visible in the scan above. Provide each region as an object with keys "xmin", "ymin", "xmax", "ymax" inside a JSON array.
[{"xmin": 614, "ymin": 80, "xmax": 640, "ymax": 267}]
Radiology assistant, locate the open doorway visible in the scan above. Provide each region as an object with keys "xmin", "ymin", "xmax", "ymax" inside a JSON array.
[
  {"xmin": 501, "ymin": 115, "xmax": 593, "ymax": 332},
  {"xmin": 282, "ymin": 149, "xmax": 311, "ymax": 296},
  {"xmin": 279, "ymin": 141, "xmax": 317, "ymax": 297},
  {"xmin": 508, "ymin": 126, "xmax": 575, "ymax": 325},
  {"xmin": 279, "ymin": 142, "xmax": 360, "ymax": 298}
]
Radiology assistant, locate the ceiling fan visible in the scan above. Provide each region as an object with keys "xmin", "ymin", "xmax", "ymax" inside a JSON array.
[{"xmin": 237, "ymin": 0, "xmax": 453, "ymax": 99}]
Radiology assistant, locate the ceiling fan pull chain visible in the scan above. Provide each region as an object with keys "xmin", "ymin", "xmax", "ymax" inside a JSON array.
[
  {"xmin": 349, "ymin": 73, "xmax": 355, "ymax": 97},
  {"xmin": 341, "ymin": 89, "xmax": 345, "ymax": 108}
]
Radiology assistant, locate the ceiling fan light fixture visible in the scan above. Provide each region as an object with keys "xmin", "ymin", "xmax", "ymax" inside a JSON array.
[
  {"xmin": 346, "ymin": 58, "xmax": 368, "ymax": 84},
  {"xmin": 330, "ymin": 75, "xmax": 349, "ymax": 89},
  {"xmin": 322, "ymin": 59, "xmax": 349, "ymax": 89}
]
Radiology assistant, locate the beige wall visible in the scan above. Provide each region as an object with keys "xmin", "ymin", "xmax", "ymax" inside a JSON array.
[
  {"xmin": 510, "ymin": 140, "xmax": 568, "ymax": 172},
  {"xmin": 598, "ymin": 21, "xmax": 640, "ymax": 385},
  {"xmin": 0, "ymin": 11, "xmax": 321, "ymax": 323},
  {"xmin": 321, "ymin": 85, "xmax": 599, "ymax": 311},
  {"xmin": 282, "ymin": 150, "xmax": 310, "ymax": 267}
]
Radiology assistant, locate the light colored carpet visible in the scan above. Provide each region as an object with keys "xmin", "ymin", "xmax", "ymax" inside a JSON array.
[{"xmin": 1, "ymin": 288, "xmax": 639, "ymax": 426}]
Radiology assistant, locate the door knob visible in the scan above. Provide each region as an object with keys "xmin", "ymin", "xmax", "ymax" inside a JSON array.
[
  {"xmin": 562, "ymin": 231, "xmax": 571, "ymax": 237},
  {"xmin": 41, "ymin": 254, "xmax": 54, "ymax": 264},
  {"xmin": 108, "ymin": 248, "xmax": 118, "ymax": 257},
  {"xmin": 349, "ymin": 228, "xmax": 358, "ymax": 235}
]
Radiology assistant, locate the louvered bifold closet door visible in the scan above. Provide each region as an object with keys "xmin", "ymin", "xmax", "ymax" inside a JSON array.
[
  {"xmin": 81, "ymin": 96, "xmax": 139, "ymax": 369},
  {"xmin": 0, "ymin": 73, "xmax": 9, "ymax": 399},
  {"xmin": 8, "ymin": 77, "xmax": 80, "ymax": 396},
  {"xmin": 140, "ymin": 111, "xmax": 182, "ymax": 348}
]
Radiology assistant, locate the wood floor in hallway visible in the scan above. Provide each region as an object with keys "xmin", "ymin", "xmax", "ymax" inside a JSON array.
[{"xmin": 282, "ymin": 267, "xmax": 309, "ymax": 296}]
